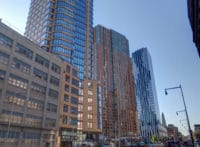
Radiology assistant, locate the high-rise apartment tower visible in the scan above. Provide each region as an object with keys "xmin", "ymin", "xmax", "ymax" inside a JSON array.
[
  {"xmin": 132, "ymin": 48, "xmax": 160, "ymax": 141},
  {"xmin": 25, "ymin": 0, "xmax": 102, "ymax": 145},
  {"xmin": 25, "ymin": 0, "xmax": 93, "ymax": 80},
  {"xmin": 93, "ymin": 25, "xmax": 139, "ymax": 138}
]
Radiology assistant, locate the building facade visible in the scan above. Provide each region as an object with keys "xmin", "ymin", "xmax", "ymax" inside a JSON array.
[
  {"xmin": 167, "ymin": 124, "xmax": 179, "ymax": 140},
  {"xmin": 81, "ymin": 80, "xmax": 102, "ymax": 140},
  {"xmin": 187, "ymin": 0, "xmax": 200, "ymax": 57},
  {"xmin": 132, "ymin": 48, "xmax": 160, "ymax": 141},
  {"xmin": 194, "ymin": 124, "xmax": 200, "ymax": 140},
  {"xmin": 161, "ymin": 112, "xmax": 167, "ymax": 128},
  {"xmin": 25, "ymin": 0, "xmax": 93, "ymax": 80},
  {"xmin": 25, "ymin": 0, "xmax": 102, "ymax": 142},
  {"xmin": 0, "ymin": 21, "xmax": 64, "ymax": 147},
  {"xmin": 194, "ymin": 124, "xmax": 200, "ymax": 132},
  {"xmin": 58, "ymin": 62, "xmax": 80, "ymax": 146},
  {"xmin": 93, "ymin": 25, "xmax": 138, "ymax": 138}
]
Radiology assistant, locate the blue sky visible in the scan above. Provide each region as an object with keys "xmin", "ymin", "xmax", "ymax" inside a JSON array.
[{"xmin": 0, "ymin": 0, "xmax": 200, "ymax": 135}]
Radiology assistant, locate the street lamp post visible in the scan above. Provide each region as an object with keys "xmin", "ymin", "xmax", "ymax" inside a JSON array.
[{"xmin": 164, "ymin": 84, "xmax": 194, "ymax": 147}]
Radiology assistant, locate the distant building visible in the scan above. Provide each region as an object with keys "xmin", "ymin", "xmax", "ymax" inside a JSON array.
[
  {"xmin": 93, "ymin": 25, "xmax": 139, "ymax": 138},
  {"xmin": 167, "ymin": 124, "xmax": 179, "ymax": 140},
  {"xmin": 194, "ymin": 124, "xmax": 200, "ymax": 131},
  {"xmin": 131, "ymin": 48, "xmax": 160, "ymax": 141},
  {"xmin": 0, "ymin": 21, "xmax": 64, "ymax": 147},
  {"xmin": 162, "ymin": 112, "xmax": 167, "ymax": 128},
  {"xmin": 187, "ymin": 0, "xmax": 200, "ymax": 57},
  {"xmin": 194, "ymin": 124, "xmax": 200, "ymax": 140},
  {"xmin": 158, "ymin": 113, "xmax": 168, "ymax": 138}
]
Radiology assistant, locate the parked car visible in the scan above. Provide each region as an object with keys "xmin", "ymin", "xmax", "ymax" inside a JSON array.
[
  {"xmin": 103, "ymin": 142, "xmax": 115, "ymax": 147},
  {"xmin": 138, "ymin": 141, "xmax": 145, "ymax": 147},
  {"xmin": 195, "ymin": 140, "xmax": 200, "ymax": 145},
  {"xmin": 182, "ymin": 141, "xmax": 189, "ymax": 147},
  {"xmin": 81, "ymin": 139, "xmax": 95, "ymax": 147},
  {"xmin": 119, "ymin": 137, "xmax": 138, "ymax": 147},
  {"xmin": 103, "ymin": 138, "xmax": 115, "ymax": 147}
]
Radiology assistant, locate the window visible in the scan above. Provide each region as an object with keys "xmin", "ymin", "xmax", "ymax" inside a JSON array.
[
  {"xmin": 31, "ymin": 82, "xmax": 46, "ymax": 95},
  {"xmin": 28, "ymin": 98, "xmax": 44, "ymax": 111},
  {"xmin": 88, "ymin": 98, "xmax": 92, "ymax": 103},
  {"xmin": 78, "ymin": 122, "xmax": 82, "ymax": 130},
  {"xmin": 78, "ymin": 105, "xmax": 83, "ymax": 111},
  {"xmin": 47, "ymin": 103, "xmax": 57, "ymax": 113},
  {"xmin": 66, "ymin": 65, "xmax": 70, "ymax": 73},
  {"xmin": 64, "ymin": 94, "xmax": 69, "ymax": 102},
  {"xmin": 71, "ymin": 87, "xmax": 79, "ymax": 96},
  {"xmin": 0, "ymin": 69, "xmax": 6, "ymax": 80},
  {"xmin": 25, "ymin": 114, "xmax": 42, "ymax": 127},
  {"xmin": 87, "ymin": 114, "xmax": 93, "ymax": 119},
  {"xmin": 70, "ymin": 106, "xmax": 78, "ymax": 115},
  {"xmin": 65, "ymin": 75, "xmax": 70, "ymax": 82},
  {"xmin": 15, "ymin": 43, "xmax": 33, "ymax": 59},
  {"xmin": 88, "ymin": 82, "xmax": 93, "ymax": 88},
  {"xmin": 88, "ymin": 106, "xmax": 92, "ymax": 111},
  {"xmin": 70, "ymin": 117, "xmax": 77, "ymax": 125},
  {"xmin": 51, "ymin": 63, "xmax": 61, "ymax": 74},
  {"xmin": 0, "ymin": 51, "xmax": 9, "ymax": 65},
  {"xmin": 87, "ymin": 122, "xmax": 93, "ymax": 128},
  {"xmin": 78, "ymin": 113, "xmax": 83, "ymax": 121},
  {"xmin": 12, "ymin": 58, "xmax": 31, "ymax": 74},
  {"xmin": 88, "ymin": 90, "xmax": 93, "ymax": 96},
  {"xmin": 72, "ymin": 78, "xmax": 79, "ymax": 87},
  {"xmin": 0, "ymin": 32, "xmax": 13, "ymax": 48},
  {"xmin": 79, "ymin": 96, "xmax": 83, "ymax": 103},
  {"xmin": 33, "ymin": 68, "xmax": 48, "ymax": 81},
  {"xmin": 0, "ymin": 130, "xmax": 20, "ymax": 139},
  {"xmin": 5, "ymin": 91, "xmax": 26, "ymax": 107},
  {"xmin": 71, "ymin": 97, "xmax": 78, "ymax": 105},
  {"xmin": 8, "ymin": 74, "xmax": 28, "ymax": 89},
  {"xmin": 45, "ymin": 118, "xmax": 56, "ymax": 127},
  {"xmin": 72, "ymin": 69, "xmax": 78, "ymax": 77},
  {"xmin": 62, "ymin": 115, "xmax": 67, "ymax": 124},
  {"xmin": 50, "ymin": 76, "xmax": 60, "ymax": 86},
  {"xmin": 1, "ymin": 110, "xmax": 23, "ymax": 124},
  {"xmin": 48, "ymin": 89, "xmax": 59, "ymax": 99},
  {"xmin": 23, "ymin": 132, "xmax": 41, "ymax": 139},
  {"xmin": 63, "ymin": 105, "xmax": 68, "ymax": 112},
  {"xmin": 65, "ymin": 84, "xmax": 69, "ymax": 92},
  {"xmin": 35, "ymin": 54, "xmax": 49, "ymax": 68}
]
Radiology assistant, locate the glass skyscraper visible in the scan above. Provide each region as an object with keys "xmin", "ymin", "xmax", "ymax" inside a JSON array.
[
  {"xmin": 25, "ymin": 0, "xmax": 103, "ymax": 144},
  {"xmin": 132, "ymin": 48, "xmax": 160, "ymax": 141},
  {"xmin": 25, "ymin": 0, "xmax": 93, "ymax": 80}
]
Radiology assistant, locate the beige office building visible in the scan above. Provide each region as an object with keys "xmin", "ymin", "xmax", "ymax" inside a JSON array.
[{"xmin": 0, "ymin": 21, "xmax": 64, "ymax": 147}]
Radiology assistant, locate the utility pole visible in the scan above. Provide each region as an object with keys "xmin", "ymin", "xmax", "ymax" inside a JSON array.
[{"xmin": 165, "ymin": 85, "xmax": 194, "ymax": 147}]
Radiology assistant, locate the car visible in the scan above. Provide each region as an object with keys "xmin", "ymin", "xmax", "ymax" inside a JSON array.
[
  {"xmin": 81, "ymin": 139, "xmax": 95, "ymax": 147},
  {"xmin": 103, "ymin": 142, "xmax": 115, "ymax": 147},
  {"xmin": 182, "ymin": 141, "xmax": 189, "ymax": 147},
  {"xmin": 195, "ymin": 140, "xmax": 200, "ymax": 145},
  {"xmin": 138, "ymin": 141, "xmax": 145, "ymax": 147},
  {"xmin": 103, "ymin": 138, "xmax": 116, "ymax": 147}
]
